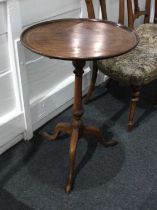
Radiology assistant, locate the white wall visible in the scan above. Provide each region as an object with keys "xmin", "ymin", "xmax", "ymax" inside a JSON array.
[
  {"xmin": 0, "ymin": 2, "xmax": 13, "ymax": 116},
  {"xmin": 0, "ymin": 0, "xmax": 25, "ymax": 153},
  {"xmin": 20, "ymin": 0, "xmax": 81, "ymax": 27}
]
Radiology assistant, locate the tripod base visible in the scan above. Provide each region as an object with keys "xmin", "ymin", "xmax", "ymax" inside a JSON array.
[{"xmin": 41, "ymin": 122, "xmax": 118, "ymax": 193}]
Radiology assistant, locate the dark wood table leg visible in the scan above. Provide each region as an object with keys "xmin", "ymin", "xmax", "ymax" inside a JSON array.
[
  {"xmin": 65, "ymin": 60, "xmax": 85, "ymax": 193},
  {"xmin": 41, "ymin": 60, "xmax": 118, "ymax": 193}
]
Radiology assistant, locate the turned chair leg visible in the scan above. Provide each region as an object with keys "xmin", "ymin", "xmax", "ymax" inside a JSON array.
[
  {"xmin": 84, "ymin": 61, "xmax": 98, "ymax": 104},
  {"xmin": 128, "ymin": 86, "xmax": 141, "ymax": 132}
]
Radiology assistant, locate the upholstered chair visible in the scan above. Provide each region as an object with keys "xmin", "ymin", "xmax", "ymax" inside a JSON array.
[{"xmin": 85, "ymin": 0, "xmax": 157, "ymax": 131}]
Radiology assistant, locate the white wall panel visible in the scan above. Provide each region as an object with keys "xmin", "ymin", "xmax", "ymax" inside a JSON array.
[
  {"xmin": 0, "ymin": 2, "xmax": 26, "ymax": 152},
  {"xmin": 0, "ymin": 2, "xmax": 7, "ymax": 34},
  {"xmin": 0, "ymin": 2, "xmax": 9, "ymax": 74},
  {"xmin": 20, "ymin": 0, "xmax": 81, "ymax": 27},
  {"xmin": 26, "ymin": 58, "xmax": 73, "ymax": 103},
  {"xmin": 0, "ymin": 113, "xmax": 25, "ymax": 152},
  {"xmin": 0, "ymin": 34, "xmax": 9, "ymax": 73},
  {"xmin": 24, "ymin": 48, "xmax": 41, "ymax": 63},
  {"xmin": 0, "ymin": 72, "xmax": 16, "ymax": 116}
]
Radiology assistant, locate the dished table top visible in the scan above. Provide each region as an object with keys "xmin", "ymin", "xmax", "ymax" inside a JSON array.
[{"xmin": 21, "ymin": 18, "xmax": 138, "ymax": 61}]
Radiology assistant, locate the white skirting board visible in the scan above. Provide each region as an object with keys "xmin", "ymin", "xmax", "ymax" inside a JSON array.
[{"xmin": 0, "ymin": 112, "xmax": 25, "ymax": 154}]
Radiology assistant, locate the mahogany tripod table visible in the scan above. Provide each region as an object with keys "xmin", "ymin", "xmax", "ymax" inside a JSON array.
[{"xmin": 21, "ymin": 18, "xmax": 138, "ymax": 193}]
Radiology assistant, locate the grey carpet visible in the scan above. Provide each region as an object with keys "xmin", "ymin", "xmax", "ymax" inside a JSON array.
[{"xmin": 1, "ymin": 81, "xmax": 157, "ymax": 210}]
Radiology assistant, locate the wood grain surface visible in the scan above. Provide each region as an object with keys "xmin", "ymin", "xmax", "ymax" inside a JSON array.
[{"xmin": 21, "ymin": 18, "xmax": 138, "ymax": 61}]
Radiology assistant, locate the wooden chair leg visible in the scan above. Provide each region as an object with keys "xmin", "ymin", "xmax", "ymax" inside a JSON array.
[
  {"xmin": 128, "ymin": 86, "xmax": 141, "ymax": 132},
  {"xmin": 84, "ymin": 61, "xmax": 98, "ymax": 104}
]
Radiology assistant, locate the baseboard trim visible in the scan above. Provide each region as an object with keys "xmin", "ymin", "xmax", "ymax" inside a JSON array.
[{"xmin": 0, "ymin": 112, "xmax": 25, "ymax": 154}]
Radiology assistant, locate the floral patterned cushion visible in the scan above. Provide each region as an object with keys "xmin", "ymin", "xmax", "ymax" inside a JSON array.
[{"xmin": 98, "ymin": 24, "xmax": 157, "ymax": 86}]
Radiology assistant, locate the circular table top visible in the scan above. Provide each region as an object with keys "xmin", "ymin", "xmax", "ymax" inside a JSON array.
[{"xmin": 21, "ymin": 18, "xmax": 138, "ymax": 61}]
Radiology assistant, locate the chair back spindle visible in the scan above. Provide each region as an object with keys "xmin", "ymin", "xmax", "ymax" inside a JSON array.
[
  {"xmin": 127, "ymin": 0, "xmax": 151, "ymax": 29},
  {"xmin": 144, "ymin": 0, "xmax": 151, "ymax": 23},
  {"xmin": 85, "ymin": 0, "xmax": 125, "ymax": 24},
  {"xmin": 119, "ymin": 0, "xmax": 125, "ymax": 24},
  {"xmin": 134, "ymin": 0, "xmax": 140, "ymax": 12},
  {"xmin": 85, "ymin": 0, "xmax": 107, "ymax": 19},
  {"xmin": 85, "ymin": 0, "xmax": 95, "ymax": 18},
  {"xmin": 155, "ymin": 0, "xmax": 157, "ymax": 23},
  {"xmin": 85, "ymin": 0, "xmax": 155, "ymax": 29},
  {"xmin": 99, "ymin": 0, "xmax": 107, "ymax": 20}
]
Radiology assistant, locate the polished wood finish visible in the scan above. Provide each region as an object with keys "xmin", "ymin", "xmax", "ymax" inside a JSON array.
[
  {"xmin": 21, "ymin": 19, "xmax": 138, "ymax": 193},
  {"xmin": 85, "ymin": 0, "xmax": 154, "ymax": 131},
  {"xmin": 21, "ymin": 19, "xmax": 138, "ymax": 61}
]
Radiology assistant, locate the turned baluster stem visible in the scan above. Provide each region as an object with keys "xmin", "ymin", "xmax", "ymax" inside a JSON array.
[{"xmin": 72, "ymin": 61, "xmax": 85, "ymax": 133}]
